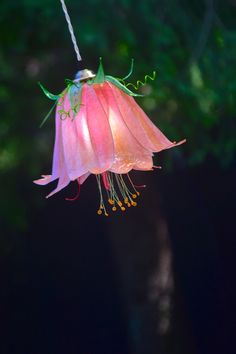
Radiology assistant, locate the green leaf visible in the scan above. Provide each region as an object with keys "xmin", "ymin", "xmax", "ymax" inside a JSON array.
[
  {"xmin": 105, "ymin": 76, "xmax": 143, "ymax": 97},
  {"xmin": 38, "ymin": 82, "xmax": 60, "ymax": 100}
]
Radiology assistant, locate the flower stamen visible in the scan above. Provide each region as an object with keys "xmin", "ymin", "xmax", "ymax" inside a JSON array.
[
  {"xmin": 96, "ymin": 174, "xmax": 109, "ymax": 216},
  {"xmin": 96, "ymin": 172, "xmax": 142, "ymax": 215}
]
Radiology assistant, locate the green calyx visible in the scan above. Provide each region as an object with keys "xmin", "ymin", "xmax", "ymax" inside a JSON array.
[
  {"xmin": 38, "ymin": 58, "xmax": 156, "ymax": 127},
  {"xmin": 38, "ymin": 79, "xmax": 82, "ymax": 127},
  {"xmin": 90, "ymin": 57, "xmax": 156, "ymax": 97},
  {"xmin": 105, "ymin": 75, "xmax": 143, "ymax": 97}
]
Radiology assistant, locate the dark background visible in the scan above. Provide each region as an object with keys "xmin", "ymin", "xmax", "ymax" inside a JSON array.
[{"xmin": 0, "ymin": 1, "xmax": 236, "ymax": 353}]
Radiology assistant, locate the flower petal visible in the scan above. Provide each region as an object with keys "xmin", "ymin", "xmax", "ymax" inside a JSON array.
[
  {"xmin": 60, "ymin": 84, "xmax": 114, "ymax": 176},
  {"xmin": 60, "ymin": 93, "xmax": 88, "ymax": 180},
  {"xmin": 109, "ymin": 82, "xmax": 183, "ymax": 152},
  {"xmin": 51, "ymin": 99, "xmax": 68, "ymax": 180},
  {"xmin": 82, "ymin": 84, "xmax": 114, "ymax": 174},
  {"xmin": 133, "ymin": 154, "xmax": 153, "ymax": 171},
  {"xmin": 33, "ymin": 170, "xmax": 70, "ymax": 198},
  {"xmin": 34, "ymin": 175, "xmax": 54, "ymax": 185},
  {"xmin": 46, "ymin": 170, "xmax": 70, "ymax": 198},
  {"xmin": 94, "ymin": 82, "xmax": 153, "ymax": 174},
  {"xmin": 34, "ymin": 97, "xmax": 71, "ymax": 196},
  {"xmin": 78, "ymin": 172, "xmax": 90, "ymax": 185}
]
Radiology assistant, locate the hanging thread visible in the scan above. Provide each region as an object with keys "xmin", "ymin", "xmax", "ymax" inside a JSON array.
[{"xmin": 59, "ymin": 0, "xmax": 82, "ymax": 62}]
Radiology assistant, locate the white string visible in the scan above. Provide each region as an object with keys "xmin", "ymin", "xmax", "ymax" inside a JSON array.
[{"xmin": 59, "ymin": 0, "xmax": 82, "ymax": 62}]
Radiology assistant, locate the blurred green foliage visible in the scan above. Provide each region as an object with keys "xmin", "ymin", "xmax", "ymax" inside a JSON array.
[{"xmin": 0, "ymin": 0, "xmax": 236, "ymax": 229}]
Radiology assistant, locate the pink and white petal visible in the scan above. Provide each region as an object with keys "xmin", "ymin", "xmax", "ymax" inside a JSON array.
[
  {"xmin": 46, "ymin": 170, "xmax": 70, "ymax": 198},
  {"xmin": 94, "ymin": 83, "xmax": 152, "ymax": 174},
  {"xmin": 83, "ymin": 84, "xmax": 114, "ymax": 174},
  {"xmin": 65, "ymin": 90, "xmax": 107, "ymax": 175},
  {"xmin": 50, "ymin": 100, "xmax": 68, "ymax": 180},
  {"xmin": 33, "ymin": 175, "xmax": 55, "ymax": 185},
  {"xmin": 61, "ymin": 94, "xmax": 88, "ymax": 180},
  {"xmin": 164, "ymin": 139, "xmax": 186, "ymax": 149},
  {"xmin": 110, "ymin": 82, "xmax": 183, "ymax": 152},
  {"xmin": 78, "ymin": 172, "xmax": 90, "ymax": 185},
  {"xmin": 60, "ymin": 84, "xmax": 114, "ymax": 176},
  {"xmin": 132, "ymin": 154, "xmax": 154, "ymax": 171},
  {"xmin": 34, "ymin": 101, "xmax": 66, "ymax": 186}
]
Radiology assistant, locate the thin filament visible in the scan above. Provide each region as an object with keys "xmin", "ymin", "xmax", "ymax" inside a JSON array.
[{"xmin": 59, "ymin": 0, "xmax": 82, "ymax": 62}]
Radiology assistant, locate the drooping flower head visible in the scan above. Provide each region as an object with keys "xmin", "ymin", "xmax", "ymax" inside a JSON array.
[{"xmin": 34, "ymin": 59, "xmax": 185, "ymax": 215}]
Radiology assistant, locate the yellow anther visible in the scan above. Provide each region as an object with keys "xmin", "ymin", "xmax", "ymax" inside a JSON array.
[
  {"xmin": 127, "ymin": 203, "xmax": 131, "ymax": 207},
  {"xmin": 121, "ymin": 206, "xmax": 126, "ymax": 211},
  {"xmin": 108, "ymin": 198, "xmax": 114, "ymax": 205},
  {"xmin": 131, "ymin": 201, "xmax": 137, "ymax": 207},
  {"xmin": 124, "ymin": 197, "xmax": 129, "ymax": 204},
  {"xmin": 105, "ymin": 212, "xmax": 109, "ymax": 217},
  {"xmin": 97, "ymin": 209, "xmax": 102, "ymax": 215},
  {"xmin": 137, "ymin": 192, "xmax": 140, "ymax": 196},
  {"xmin": 112, "ymin": 206, "xmax": 117, "ymax": 212},
  {"xmin": 132, "ymin": 194, "xmax": 137, "ymax": 199},
  {"xmin": 118, "ymin": 200, "xmax": 123, "ymax": 207}
]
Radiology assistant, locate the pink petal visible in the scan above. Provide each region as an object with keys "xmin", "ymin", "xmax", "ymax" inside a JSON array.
[
  {"xmin": 51, "ymin": 95, "xmax": 67, "ymax": 180},
  {"xmin": 133, "ymin": 154, "xmax": 153, "ymax": 171},
  {"xmin": 109, "ymin": 82, "xmax": 184, "ymax": 152},
  {"xmin": 61, "ymin": 85, "xmax": 113, "ymax": 176},
  {"xmin": 60, "ymin": 93, "xmax": 88, "ymax": 180},
  {"xmin": 33, "ymin": 96, "xmax": 67, "ymax": 187},
  {"xmin": 46, "ymin": 169, "xmax": 70, "ymax": 198},
  {"xmin": 34, "ymin": 170, "xmax": 70, "ymax": 199},
  {"xmin": 83, "ymin": 84, "xmax": 114, "ymax": 174},
  {"xmin": 78, "ymin": 172, "xmax": 90, "ymax": 185},
  {"xmin": 33, "ymin": 175, "xmax": 54, "ymax": 185},
  {"xmin": 94, "ymin": 82, "xmax": 153, "ymax": 174}
]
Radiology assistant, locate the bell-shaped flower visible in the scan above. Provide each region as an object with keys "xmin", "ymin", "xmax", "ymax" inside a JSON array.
[{"xmin": 34, "ymin": 60, "xmax": 185, "ymax": 215}]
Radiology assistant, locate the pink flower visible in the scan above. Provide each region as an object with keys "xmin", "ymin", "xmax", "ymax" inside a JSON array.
[{"xmin": 34, "ymin": 61, "xmax": 185, "ymax": 215}]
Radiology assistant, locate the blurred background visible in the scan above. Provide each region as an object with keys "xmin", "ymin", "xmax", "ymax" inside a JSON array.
[{"xmin": 0, "ymin": 0, "xmax": 236, "ymax": 353}]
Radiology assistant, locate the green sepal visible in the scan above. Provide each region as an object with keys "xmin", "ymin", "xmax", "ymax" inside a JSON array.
[
  {"xmin": 93, "ymin": 57, "xmax": 105, "ymax": 83},
  {"xmin": 65, "ymin": 78, "xmax": 74, "ymax": 87},
  {"xmin": 38, "ymin": 82, "xmax": 60, "ymax": 100},
  {"xmin": 39, "ymin": 100, "xmax": 58, "ymax": 128},
  {"xmin": 105, "ymin": 75, "xmax": 144, "ymax": 97}
]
